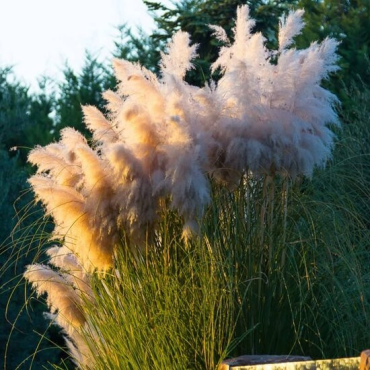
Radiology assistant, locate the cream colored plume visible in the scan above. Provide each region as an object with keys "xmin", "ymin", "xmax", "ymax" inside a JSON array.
[
  {"xmin": 83, "ymin": 105, "xmax": 119, "ymax": 143},
  {"xmin": 46, "ymin": 246, "xmax": 92, "ymax": 296},
  {"xmin": 24, "ymin": 264, "xmax": 85, "ymax": 331},
  {"xmin": 278, "ymin": 9, "xmax": 305, "ymax": 51},
  {"xmin": 210, "ymin": 5, "xmax": 339, "ymax": 181},
  {"xmin": 25, "ymin": 249, "xmax": 95, "ymax": 368},
  {"xmin": 160, "ymin": 30, "xmax": 198, "ymax": 79}
]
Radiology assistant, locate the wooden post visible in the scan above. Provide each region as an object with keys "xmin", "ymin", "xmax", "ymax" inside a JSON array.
[{"xmin": 360, "ymin": 350, "xmax": 370, "ymax": 370}]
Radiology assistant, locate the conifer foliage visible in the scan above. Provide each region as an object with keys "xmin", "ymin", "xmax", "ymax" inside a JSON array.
[{"xmin": 24, "ymin": 6, "xmax": 339, "ymax": 367}]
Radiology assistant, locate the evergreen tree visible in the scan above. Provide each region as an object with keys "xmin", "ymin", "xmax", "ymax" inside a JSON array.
[
  {"xmin": 55, "ymin": 53, "xmax": 110, "ymax": 137},
  {"xmin": 0, "ymin": 67, "xmax": 31, "ymax": 151},
  {"xmin": 0, "ymin": 68, "xmax": 61, "ymax": 369},
  {"xmin": 0, "ymin": 67, "xmax": 32, "ymax": 239},
  {"xmin": 113, "ymin": 24, "xmax": 162, "ymax": 74},
  {"xmin": 25, "ymin": 77, "xmax": 55, "ymax": 148}
]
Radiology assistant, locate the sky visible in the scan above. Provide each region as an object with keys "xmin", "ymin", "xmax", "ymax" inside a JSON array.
[{"xmin": 0, "ymin": 0, "xmax": 163, "ymax": 91}]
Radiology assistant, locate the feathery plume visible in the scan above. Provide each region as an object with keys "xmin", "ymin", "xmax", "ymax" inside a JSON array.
[
  {"xmin": 233, "ymin": 5, "xmax": 256, "ymax": 59},
  {"xmin": 46, "ymin": 246, "xmax": 93, "ymax": 296},
  {"xmin": 24, "ymin": 264, "xmax": 85, "ymax": 331},
  {"xmin": 28, "ymin": 145, "xmax": 79, "ymax": 187},
  {"xmin": 160, "ymin": 31, "xmax": 198, "ymax": 79},
  {"xmin": 83, "ymin": 105, "xmax": 119, "ymax": 143},
  {"xmin": 210, "ymin": 5, "xmax": 339, "ymax": 181},
  {"xmin": 208, "ymin": 25, "xmax": 229, "ymax": 44},
  {"xmin": 278, "ymin": 9, "xmax": 305, "ymax": 51}
]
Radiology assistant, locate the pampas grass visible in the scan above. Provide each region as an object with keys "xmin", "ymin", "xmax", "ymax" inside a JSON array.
[
  {"xmin": 26, "ymin": 5, "xmax": 339, "ymax": 271},
  {"xmin": 15, "ymin": 5, "xmax": 370, "ymax": 369}
]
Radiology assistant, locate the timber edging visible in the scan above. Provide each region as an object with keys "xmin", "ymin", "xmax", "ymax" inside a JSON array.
[{"xmin": 220, "ymin": 353, "xmax": 369, "ymax": 370}]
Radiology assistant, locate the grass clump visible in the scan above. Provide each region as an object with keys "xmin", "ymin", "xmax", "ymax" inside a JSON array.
[
  {"xmin": 4, "ymin": 6, "xmax": 369, "ymax": 370},
  {"xmin": 68, "ymin": 159, "xmax": 369, "ymax": 368}
]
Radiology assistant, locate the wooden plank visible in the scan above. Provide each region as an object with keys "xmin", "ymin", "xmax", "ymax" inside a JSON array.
[
  {"xmin": 220, "ymin": 356, "xmax": 360, "ymax": 370},
  {"xmin": 219, "ymin": 355, "xmax": 311, "ymax": 370}
]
